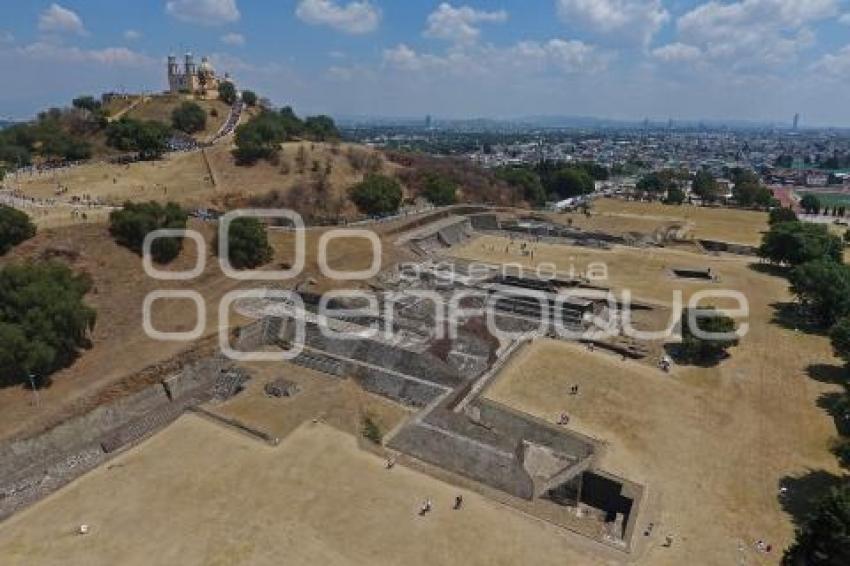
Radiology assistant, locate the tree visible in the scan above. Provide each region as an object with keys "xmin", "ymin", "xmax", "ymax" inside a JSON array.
[
  {"xmin": 664, "ymin": 186, "xmax": 686, "ymax": 205},
  {"xmin": 171, "ymin": 101, "xmax": 206, "ymax": 134},
  {"xmin": 831, "ymin": 317, "xmax": 850, "ymax": 369},
  {"xmin": 801, "ymin": 194, "xmax": 822, "ymax": 215},
  {"xmin": 734, "ymin": 181, "xmax": 773, "ymax": 207},
  {"xmin": 676, "ymin": 307, "xmax": 739, "ymax": 364},
  {"xmin": 303, "ymin": 115, "xmax": 339, "ymax": 141},
  {"xmin": 241, "ymin": 90, "xmax": 258, "ymax": 107},
  {"xmin": 784, "ymin": 484, "xmax": 850, "ymax": 565},
  {"xmin": 759, "ymin": 222, "xmax": 843, "ymax": 266},
  {"xmin": 548, "ymin": 168, "xmax": 594, "ymax": 199},
  {"xmin": 349, "ymin": 174, "xmax": 403, "ymax": 216},
  {"xmin": 692, "ymin": 170, "xmax": 721, "ymax": 202},
  {"xmin": 495, "ymin": 166, "xmax": 546, "ymax": 205},
  {"xmin": 770, "ymin": 207, "xmax": 798, "ymax": 225},
  {"xmin": 218, "ymin": 81, "xmax": 237, "ymax": 105},
  {"xmin": 422, "ymin": 174, "xmax": 458, "ymax": 206},
  {"xmin": 0, "ymin": 205, "xmax": 36, "ymax": 255},
  {"xmin": 71, "ymin": 95, "xmax": 101, "ymax": 112},
  {"xmin": 105, "ymin": 118, "xmax": 171, "ymax": 160},
  {"xmin": 789, "ymin": 260, "xmax": 850, "ymax": 327},
  {"xmin": 0, "ymin": 261, "xmax": 96, "ymax": 388},
  {"xmin": 217, "ymin": 217, "xmax": 272, "ymax": 269},
  {"xmin": 108, "ymin": 201, "xmax": 188, "ymax": 263}
]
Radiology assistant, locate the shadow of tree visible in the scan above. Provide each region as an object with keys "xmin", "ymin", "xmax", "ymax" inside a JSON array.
[
  {"xmin": 778, "ymin": 469, "xmax": 848, "ymax": 527},
  {"xmin": 663, "ymin": 343, "xmax": 728, "ymax": 368},
  {"xmin": 818, "ymin": 390, "xmax": 850, "ymax": 437},
  {"xmin": 807, "ymin": 363, "xmax": 849, "ymax": 386},
  {"xmin": 770, "ymin": 302, "xmax": 828, "ymax": 335},
  {"xmin": 748, "ymin": 262, "xmax": 789, "ymax": 278}
]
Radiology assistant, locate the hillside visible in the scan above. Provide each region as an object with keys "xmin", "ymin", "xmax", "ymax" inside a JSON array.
[{"xmin": 124, "ymin": 94, "xmax": 233, "ymax": 142}]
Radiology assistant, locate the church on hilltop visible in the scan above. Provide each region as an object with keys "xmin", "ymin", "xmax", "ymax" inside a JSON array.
[{"xmin": 167, "ymin": 53, "xmax": 230, "ymax": 99}]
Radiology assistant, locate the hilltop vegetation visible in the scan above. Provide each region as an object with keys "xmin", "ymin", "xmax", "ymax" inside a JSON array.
[
  {"xmin": 109, "ymin": 201, "xmax": 188, "ymax": 264},
  {"xmin": 233, "ymin": 107, "xmax": 340, "ymax": 165}
]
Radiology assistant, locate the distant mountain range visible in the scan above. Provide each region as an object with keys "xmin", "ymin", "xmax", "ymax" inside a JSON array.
[{"xmin": 0, "ymin": 120, "xmax": 17, "ymax": 130}]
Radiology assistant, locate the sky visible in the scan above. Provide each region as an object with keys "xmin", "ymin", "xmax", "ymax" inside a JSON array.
[{"xmin": 2, "ymin": 0, "xmax": 850, "ymax": 126}]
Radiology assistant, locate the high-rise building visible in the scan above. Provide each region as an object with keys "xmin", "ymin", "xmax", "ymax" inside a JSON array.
[
  {"xmin": 425, "ymin": 114, "xmax": 432, "ymax": 129},
  {"xmin": 793, "ymin": 113, "xmax": 800, "ymax": 130}
]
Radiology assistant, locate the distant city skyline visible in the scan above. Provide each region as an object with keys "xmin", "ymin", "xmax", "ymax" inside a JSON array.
[{"xmin": 2, "ymin": 1, "xmax": 850, "ymax": 126}]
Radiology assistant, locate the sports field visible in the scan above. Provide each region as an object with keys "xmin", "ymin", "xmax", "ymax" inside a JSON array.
[{"xmin": 0, "ymin": 416, "xmax": 614, "ymax": 566}]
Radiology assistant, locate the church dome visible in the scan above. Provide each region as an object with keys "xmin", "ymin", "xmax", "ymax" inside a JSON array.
[{"xmin": 199, "ymin": 57, "xmax": 215, "ymax": 74}]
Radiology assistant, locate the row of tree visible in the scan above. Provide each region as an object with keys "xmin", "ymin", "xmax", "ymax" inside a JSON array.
[
  {"xmin": 758, "ymin": 215, "xmax": 850, "ymax": 562},
  {"xmin": 493, "ymin": 161, "xmax": 605, "ymax": 206},
  {"xmin": 233, "ymin": 107, "xmax": 340, "ymax": 165}
]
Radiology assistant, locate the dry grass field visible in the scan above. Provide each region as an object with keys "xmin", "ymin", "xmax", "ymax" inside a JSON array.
[
  {"xmin": 450, "ymin": 234, "xmax": 757, "ymax": 307},
  {"xmin": 12, "ymin": 141, "xmax": 393, "ymax": 227},
  {"xmin": 458, "ymin": 229, "xmax": 847, "ymax": 564},
  {"xmin": 558, "ymin": 199, "xmax": 770, "ymax": 246},
  {"xmin": 208, "ymin": 361, "xmax": 411, "ymax": 440},
  {"xmin": 0, "ymin": 416, "xmax": 616, "ymax": 566}
]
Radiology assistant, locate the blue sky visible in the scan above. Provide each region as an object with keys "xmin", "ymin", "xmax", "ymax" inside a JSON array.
[{"xmin": 2, "ymin": 1, "xmax": 850, "ymax": 125}]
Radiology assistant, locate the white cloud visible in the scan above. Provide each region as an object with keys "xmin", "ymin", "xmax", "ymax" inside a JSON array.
[
  {"xmin": 221, "ymin": 32, "xmax": 245, "ymax": 46},
  {"xmin": 295, "ymin": 0, "xmax": 381, "ymax": 34},
  {"xmin": 811, "ymin": 44, "xmax": 850, "ymax": 76},
  {"xmin": 383, "ymin": 39, "xmax": 608, "ymax": 76},
  {"xmin": 652, "ymin": 42, "xmax": 702, "ymax": 62},
  {"xmin": 165, "ymin": 0, "xmax": 240, "ymax": 26},
  {"xmin": 0, "ymin": 31, "xmax": 14, "ymax": 44},
  {"xmin": 839, "ymin": 13, "xmax": 850, "ymax": 24},
  {"xmin": 677, "ymin": 0, "xmax": 837, "ymax": 67},
  {"xmin": 38, "ymin": 3, "xmax": 86, "ymax": 36},
  {"xmin": 555, "ymin": 0, "xmax": 669, "ymax": 46},
  {"xmin": 124, "ymin": 30, "xmax": 142, "ymax": 41},
  {"xmin": 424, "ymin": 3, "xmax": 508, "ymax": 44},
  {"xmin": 14, "ymin": 42, "xmax": 154, "ymax": 67}
]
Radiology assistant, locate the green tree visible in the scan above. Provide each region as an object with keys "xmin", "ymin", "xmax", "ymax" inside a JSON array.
[
  {"xmin": 789, "ymin": 260, "xmax": 850, "ymax": 327},
  {"xmin": 548, "ymin": 168, "xmax": 594, "ymax": 199},
  {"xmin": 692, "ymin": 170, "xmax": 721, "ymax": 202},
  {"xmin": 0, "ymin": 205, "xmax": 36, "ymax": 255},
  {"xmin": 830, "ymin": 317, "xmax": 850, "ymax": 369},
  {"xmin": 495, "ymin": 166, "xmax": 546, "ymax": 205},
  {"xmin": 769, "ymin": 207, "xmax": 798, "ymax": 225},
  {"xmin": 676, "ymin": 308, "xmax": 739, "ymax": 364},
  {"xmin": 759, "ymin": 222, "xmax": 843, "ymax": 266},
  {"xmin": 734, "ymin": 181, "xmax": 773, "ymax": 207},
  {"xmin": 218, "ymin": 81, "xmax": 237, "ymax": 105},
  {"xmin": 303, "ymin": 115, "xmax": 339, "ymax": 141},
  {"xmin": 218, "ymin": 217, "xmax": 273, "ymax": 269},
  {"xmin": 241, "ymin": 90, "xmax": 258, "ymax": 107},
  {"xmin": 108, "ymin": 201, "xmax": 188, "ymax": 263},
  {"xmin": 664, "ymin": 186, "xmax": 686, "ymax": 205},
  {"xmin": 349, "ymin": 174, "xmax": 403, "ymax": 216},
  {"xmin": 801, "ymin": 194, "xmax": 822, "ymax": 215},
  {"xmin": 0, "ymin": 261, "xmax": 96, "ymax": 387},
  {"xmin": 171, "ymin": 101, "xmax": 207, "ymax": 134},
  {"xmin": 422, "ymin": 174, "xmax": 458, "ymax": 206},
  {"xmin": 71, "ymin": 95, "xmax": 101, "ymax": 112},
  {"xmin": 784, "ymin": 484, "xmax": 850, "ymax": 565},
  {"xmin": 105, "ymin": 118, "xmax": 171, "ymax": 160}
]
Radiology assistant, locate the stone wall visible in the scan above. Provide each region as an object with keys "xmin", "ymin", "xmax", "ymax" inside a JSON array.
[
  {"xmin": 388, "ymin": 420, "xmax": 535, "ymax": 499},
  {"xmin": 353, "ymin": 366, "xmax": 445, "ymax": 407},
  {"xmin": 0, "ymin": 357, "xmax": 243, "ymax": 522}
]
